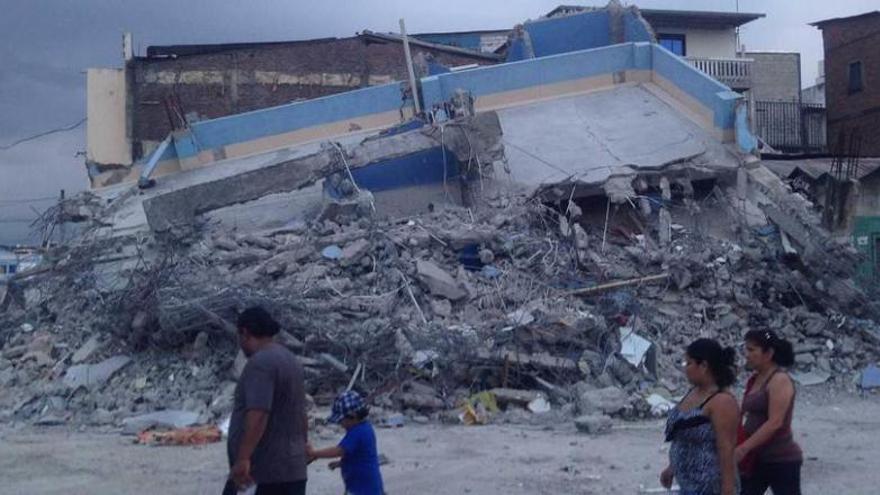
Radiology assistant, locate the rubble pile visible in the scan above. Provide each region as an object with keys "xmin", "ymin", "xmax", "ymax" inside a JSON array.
[{"xmin": 1, "ymin": 186, "xmax": 879, "ymax": 430}]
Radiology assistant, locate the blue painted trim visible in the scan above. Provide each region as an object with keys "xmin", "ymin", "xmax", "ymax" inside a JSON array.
[
  {"xmin": 325, "ymin": 147, "xmax": 461, "ymax": 197},
  {"xmin": 167, "ymin": 82, "xmax": 405, "ymax": 159},
  {"xmin": 423, "ymin": 43, "xmax": 637, "ymax": 107},
  {"xmin": 140, "ymin": 135, "xmax": 173, "ymax": 180},
  {"xmin": 651, "ymin": 44, "xmax": 741, "ymax": 129}
]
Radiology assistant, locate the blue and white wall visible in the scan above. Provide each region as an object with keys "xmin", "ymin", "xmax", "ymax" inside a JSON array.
[
  {"xmin": 119, "ymin": 81, "xmax": 414, "ymax": 184},
  {"xmin": 424, "ymin": 42, "xmax": 750, "ymax": 144}
]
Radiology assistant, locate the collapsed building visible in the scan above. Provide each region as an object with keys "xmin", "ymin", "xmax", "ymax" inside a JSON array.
[{"xmin": 2, "ymin": 3, "xmax": 879, "ymax": 430}]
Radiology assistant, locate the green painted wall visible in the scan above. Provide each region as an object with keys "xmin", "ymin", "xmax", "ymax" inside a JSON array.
[{"xmin": 853, "ymin": 216, "xmax": 880, "ymax": 284}]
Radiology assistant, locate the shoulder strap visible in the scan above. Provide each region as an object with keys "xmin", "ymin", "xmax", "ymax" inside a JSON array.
[
  {"xmin": 762, "ymin": 368, "xmax": 783, "ymax": 390},
  {"xmin": 698, "ymin": 391, "xmax": 721, "ymax": 409}
]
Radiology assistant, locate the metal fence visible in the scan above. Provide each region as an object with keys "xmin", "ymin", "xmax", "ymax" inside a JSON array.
[{"xmin": 754, "ymin": 101, "xmax": 827, "ymax": 154}]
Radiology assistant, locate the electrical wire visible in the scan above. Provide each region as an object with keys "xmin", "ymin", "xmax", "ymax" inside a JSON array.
[{"xmin": 0, "ymin": 117, "xmax": 87, "ymax": 151}]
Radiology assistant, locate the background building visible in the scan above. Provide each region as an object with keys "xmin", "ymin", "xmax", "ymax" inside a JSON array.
[{"xmin": 812, "ymin": 11, "xmax": 880, "ymax": 157}]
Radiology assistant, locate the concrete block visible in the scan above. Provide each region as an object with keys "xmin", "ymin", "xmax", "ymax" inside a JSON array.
[
  {"xmin": 64, "ymin": 355, "xmax": 131, "ymax": 390},
  {"xmin": 416, "ymin": 260, "xmax": 469, "ymax": 301}
]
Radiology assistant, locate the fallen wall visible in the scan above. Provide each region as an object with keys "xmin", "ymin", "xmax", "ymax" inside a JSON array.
[
  {"xmin": 124, "ymin": 81, "xmax": 416, "ymax": 187},
  {"xmin": 141, "ymin": 126, "xmax": 473, "ymax": 232}
]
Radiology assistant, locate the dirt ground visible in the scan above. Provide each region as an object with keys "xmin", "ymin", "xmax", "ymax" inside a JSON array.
[{"xmin": 1, "ymin": 390, "xmax": 878, "ymax": 495}]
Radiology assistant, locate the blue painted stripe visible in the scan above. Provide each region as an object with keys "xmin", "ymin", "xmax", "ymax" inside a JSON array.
[
  {"xmin": 651, "ymin": 45, "xmax": 739, "ymax": 128},
  {"xmin": 171, "ymin": 83, "xmax": 405, "ymax": 159},
  {"xmin": 423, "ymin": 43, "xmax": 637, "ymax": 108},
  {"xmin": 326, "ymin": 147, "xmax": 460, "ymax": 197}
]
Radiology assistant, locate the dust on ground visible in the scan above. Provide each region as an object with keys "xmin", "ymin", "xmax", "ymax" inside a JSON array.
[{"xmin": 2, "ymin": 391, "xmax": 878, "ymax": 495}]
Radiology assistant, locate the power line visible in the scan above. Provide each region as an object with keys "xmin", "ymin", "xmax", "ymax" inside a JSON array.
[{"xmin": 0, "ymin": 117, "xmax": 87, "ymax": 151}]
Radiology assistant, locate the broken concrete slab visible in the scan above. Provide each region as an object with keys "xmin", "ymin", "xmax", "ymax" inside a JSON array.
[
  {"xmin": 143, "ymin": 150, "xmax": 335, "ymax": 232},
  {"xmin": 71, "ymin": 335, "xmax": 103, "ymax": 364},
  {"xmin": 791, "ymin": 370, "xmax": 831, "ymax": 386},
  {"xmin": 121, "ymin": 410, "xmax": 200, "ymax": 434},
  {"xmin": 416, "ymin": 259, "xmax": 469, "ymax": 301},
  {"xmin": 63, "ymin": 355, "xmax": 131, "ymax": 390},
  {"xmin": 577, "ymin": 386, "xmax": 629, "ymax": 415},
  {"xmin": 398, "ymin": 393, "xmax": 445, "ymax": 411}
]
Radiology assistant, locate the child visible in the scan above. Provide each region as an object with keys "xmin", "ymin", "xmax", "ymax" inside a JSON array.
[{"xmin": 308, "ymin": 391, "xmax": 385, "ymax": 495}]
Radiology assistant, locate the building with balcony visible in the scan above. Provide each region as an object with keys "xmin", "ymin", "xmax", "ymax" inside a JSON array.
[{"xmin": 546, "ymin": 6, "xmax": 764, "ymax": 92}]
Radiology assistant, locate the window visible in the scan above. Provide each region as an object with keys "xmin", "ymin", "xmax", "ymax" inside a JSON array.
[
  {"xmin": 658, "ymin": 34, "xmax": 686, "ymax": 56},
  {"xmin": 7, "ymin": 264, "xmax": 16, "ymax": 274},
  {"xmin": 849, "ymin": 61, "xmax": 863, "ymax": 94}
]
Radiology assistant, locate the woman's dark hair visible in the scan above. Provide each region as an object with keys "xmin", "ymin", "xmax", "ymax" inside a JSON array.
[
  {"xmin": 686, "ymin": 338, "xmax": 737, "ymax": 388},
  {"xmin": 744, "ymin": 329, "xmax": 795, "ymax": 367},
  {"xmin": 237, "ymin": 306, "xmax": 281, "ymax": 337}
]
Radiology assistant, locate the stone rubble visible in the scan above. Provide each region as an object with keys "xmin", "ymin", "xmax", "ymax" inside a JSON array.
[{"xmin": 1, "ymin": 177, "xmax": 879, "ymax": 434}]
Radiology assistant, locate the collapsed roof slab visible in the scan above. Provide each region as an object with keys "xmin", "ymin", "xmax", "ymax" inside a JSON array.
[
  {"xmin": 495, "ymin": 83, "xmax": 741, "ymax": 201},
  {"xmin": 141, "ymin": 127, "xmax": 458, "ymax": 232}
]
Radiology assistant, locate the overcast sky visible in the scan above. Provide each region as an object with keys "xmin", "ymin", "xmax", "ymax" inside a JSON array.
[{"xmin": 0, "ymin": 0, "xmax": 876, "ymax": 244}]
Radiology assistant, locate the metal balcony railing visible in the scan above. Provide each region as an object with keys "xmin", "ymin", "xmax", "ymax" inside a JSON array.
[{"xmin": 685, "ymin": 56, "xmax": 754, "ymax": 89}]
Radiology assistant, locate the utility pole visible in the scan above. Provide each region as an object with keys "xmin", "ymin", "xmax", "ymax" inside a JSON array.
[{"xmin": 399, "ymin": 18, "xmax": 422, "ymax": 115}]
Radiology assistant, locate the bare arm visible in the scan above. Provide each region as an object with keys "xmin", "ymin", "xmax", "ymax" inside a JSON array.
[
  {"xmin": 309, "ymin": 445, "xmax": 345, "ymax": 459},
  {"xmin": 230, "ymin": 409, "xmax": 270, "ymax": 488},
  {"xmin": 237, "ymin": 409, "xmax": 270, "ymax": 463},
  {"xmin": 738, "ymin": 374, "xmax": 794, "ymax": 455},
  {"xmin": 708, "ymin": 394, "xmax": 739, "ymax": 495}
]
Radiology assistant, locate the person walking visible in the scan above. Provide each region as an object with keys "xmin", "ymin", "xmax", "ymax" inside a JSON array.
[
  {"xmin": 307, "ymin": 390, "xmax": 385, "ymax": 495},
  {"xmin": 224, "ymin": 306, "xmax": 309, "ymax": 495},
  {"xmin": 737, "ymin": 330, "xmax": 803, "ymax": 495},
  {"xmin": 661, "ymin": 338, "xmax": 739, "ymax": 495}
]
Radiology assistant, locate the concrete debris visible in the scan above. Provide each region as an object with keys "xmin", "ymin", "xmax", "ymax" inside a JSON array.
[
  {"xmin": 63, "ymin": 356, "xmax": 131, "ymax": 390},
  {"xmin": 71, "ymin": 335, "xmax": 103, "ymax": 364},
  {"xmin": 575, "ymin": 414, "xmax": 613, "ymax": 434},
  {"xmin": 416, "ymin": 259, "xmax": 469, "ymax": 301},
  {"xmin": 2, "ymin": 136, "xmax": 879, "ymax": 432},
  {"xmin": 122, "ymin": 410, "xmax": 201, "ymax": 434},
  {"xmin": 576, "ymin": 386, "xmax": 629, "ymax": 416},
  {"xmin": 339, "ymin": 238, "xmax": 371, "ymax": 267},
  {"xmin": 645, "ymin": 393, "xmax": 675, "ymax": 417},
  {"xmin": 791, "ymin": 370, "xmax": 831, "ymax": 387}
]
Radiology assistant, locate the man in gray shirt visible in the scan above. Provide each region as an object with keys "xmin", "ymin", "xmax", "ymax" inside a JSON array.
[{"xmin": 224, "ymin": 306, "xmax": 308, "ymax": 495}]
